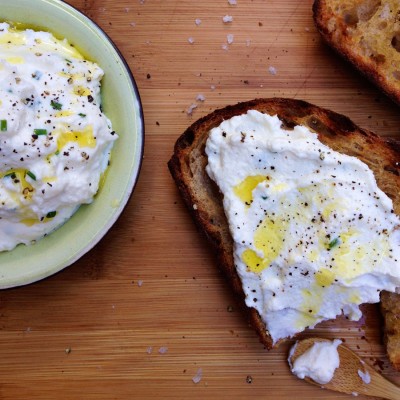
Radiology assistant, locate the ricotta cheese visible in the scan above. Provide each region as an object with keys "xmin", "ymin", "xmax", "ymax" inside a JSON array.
[
  {"xmin": 289, "ymin": 339, "xmax": 342, "ymax": 384},
  {"xmin": 0, "ymin": 23, "xmax": 117, "ymax": 251},
  {"xmin": 205, "ymin": 110, "xmax": 400, "ymax": 343}
]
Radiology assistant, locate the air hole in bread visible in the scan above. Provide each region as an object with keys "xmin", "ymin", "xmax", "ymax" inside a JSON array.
[
  {"xmin": 378, "ymin": 21, "xmax": 388, "ymax": 29},
  {"xmin": 371, "ymin": 53, "xmax": 386, "ymax": 64},
  {"xmin": 391, "ymin": 34, "xmax": 400, "ymax": 53},
  {"xmin": 357, "ymin": 0, "xmax": 381, "ymax": 22},
  {"xmin": 343, "ymin": 10, "xmax": 359, "ymax": 26},
  {"xmin": 393, "ymin": 71, "xmax": 400, "ymax": 80}
]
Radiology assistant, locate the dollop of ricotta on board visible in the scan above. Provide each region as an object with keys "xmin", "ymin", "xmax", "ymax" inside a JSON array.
[
  {"xmin": 0, "ymin": 23, "xmax": 117, "ymax": 251},
  {"xmin": 205, "ymin": 110, "xmax": 400, "ymax": 343}
]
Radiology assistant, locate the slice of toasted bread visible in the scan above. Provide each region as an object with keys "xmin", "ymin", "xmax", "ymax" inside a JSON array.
[
  {"xmin": 168, "ymin": 98, "xmax": 400, "ymax": 352},
  {"xmin": 381, "ymin": 291, "xmax": 400, "ymax": 370},
  {"xmin": 313, "ymin": 0, "xmax": 400, "ymax": 105}
]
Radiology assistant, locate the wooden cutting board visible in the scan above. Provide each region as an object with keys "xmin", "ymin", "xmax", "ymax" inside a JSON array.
[{"xmin": 1, "ymin": 1, "xmax": 400, "ymax": 398}]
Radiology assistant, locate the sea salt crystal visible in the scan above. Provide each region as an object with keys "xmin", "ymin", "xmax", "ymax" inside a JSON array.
[
  {"xmin": 227, "ymin": 34, "xmax": 234, "ymax": 44},
  {"xmin": 358, "ymin": 369, "xmax": 371, "ymax": 384},
  {"xmin": 192, "ymin": 368, "xmax": 203, "ymax": 384},
  {"xmin": 228, "ymin": 0, "xmax": 237, "ymax": 4},
  {"xmin": 146, "ymin": 346, "xmax": 153, "ymax": 354},
  {"xmin": 159, "ymin": 346, "xmax": 168, "ymax": 354},
  {"xmin": 268, "ymin": 66, "xmax": 277, "ymax": 75},
  {"xmin": 223, "ymin": 15, "xmax": 233, "ymax": 23},
  {"xmin": 195, "ymin": 18, "xmax": 202, "ymax": 26},
  {"xmin": 137, "ymin": 280, "xmax": 143, "ymax": 287},
  {"xmin": 246, "ymin": 39, "xmax": 251, "ymax": 47},
  {"xmin": 222, "ymin": 44, "xmax": 229, "ymax": 51},
  {"xmin": 210, "ymin": 85, "xmax": 216, "ymax": 91},
  {"xmin": 188, "ymin": 37, "xmax": 195, "ymax": 44},
  {"xmin": 130, "ymin": 22, "xmax": 136, "ymax": 27},
  {"xmin": 196, "ymin": 94, "xmax": 206, "ymax": 102},
  {"xmin": 187, "ymin": 103, "xmax": 197, "ymax": 115}
]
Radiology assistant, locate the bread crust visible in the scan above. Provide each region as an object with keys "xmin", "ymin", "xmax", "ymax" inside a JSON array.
[
  {"xmin": 313, "ymin": 0, "xmax": 400, "ymax": 105},
  {"xmin": 168, "ymin": 98, "xmax": 400, "ymax": 351}
]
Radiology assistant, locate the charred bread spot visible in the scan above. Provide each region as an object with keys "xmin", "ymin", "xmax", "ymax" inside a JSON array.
[
  {"xmin": 280, "ymin": 118, "xmax": 296, "ymax": 131},
  {"xmin": 306, "ymin": 116, "xmax": 336, "ymax": 137},
  {"xmin": 384, "ymin": 165, "xmax": 400, "ymax": 176},
  {"xmin": 178, "ymin": 129, "xmax": 195, "ymax": 149},
  {"xmin": 328, "ymin": 111, "xmax": 356, "ymax": 133}
]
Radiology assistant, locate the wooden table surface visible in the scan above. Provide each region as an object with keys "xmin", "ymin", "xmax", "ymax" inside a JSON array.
[{"xmin": 2, "ymin": 0, "xmax": 400, "ymax": 399}]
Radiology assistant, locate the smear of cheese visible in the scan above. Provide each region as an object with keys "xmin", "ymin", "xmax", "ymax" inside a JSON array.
[{"xmin": 205, "ymin": 110, "xmax": 400, "ymax": 343}]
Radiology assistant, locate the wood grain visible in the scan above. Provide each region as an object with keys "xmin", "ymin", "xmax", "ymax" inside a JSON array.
[{"xmin": 1, "ymin": 0, "xmax": 400, "ymax": 399}]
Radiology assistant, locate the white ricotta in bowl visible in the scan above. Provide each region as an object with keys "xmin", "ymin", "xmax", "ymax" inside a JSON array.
[
  {"xmin": 205, "ymin": 110, "xmax": 400, "ymax": 343},
  {"xmin": 0, "ymin": 23, "xmax": 117, "ymax": 251}
]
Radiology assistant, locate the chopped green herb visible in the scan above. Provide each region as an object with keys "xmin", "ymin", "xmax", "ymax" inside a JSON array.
[
  {"xmin": 328, "ymin": 237, "xmax": 340, "ymax": 250},
  {"xmin": 65, "ymin": 58, "xmax": 72, "ymax": 64},
  {"xmin": 0, "ymin": 120, "xmax": 7, "ymax": 131},
  {"xmin": 78, "ymin": 113, "xmax": 86, "ymax": 117},
  {"xmin": 26, "ymin": 171, "xmax": 36, "ymax": 181},
  {"xmin": 50, "ymin": 100, "xmax": 62, "ymax": 110},
  {"xmin": 55, "ymin": 150, "xmax": 60, "ymax": 156},
  {"xmin": 46, "ymin": 211, "xmax": 57, "ymax": 219},
  {"xmin": 4, "ymin": 172, "xmax": 16, "ymax": 179},
  {"xmin": 34, "ymin": 129, "xmax": 47, "ymax": 136}
]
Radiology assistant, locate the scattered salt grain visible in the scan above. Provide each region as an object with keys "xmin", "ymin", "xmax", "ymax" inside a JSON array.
[
  {"xmin": 268, "ymin": 66, "xmax": 277, "ymax": 75},
  {"xmin": 352, "ymin": 393, "xmax": 359, "ymax": 397},
  {"xmin": 227, "ymin": 34, "xmax": 234, "ymax": 44},
  {"xmin": 192, "ymin": 368, "xmax": 203, "ymax": 384},
  {"xmin": 196, "ymin": 94, "xmax": 206, "ymax": 102},
  {"xmin": 187, "ymin": 103, "xmax": 197, "ymax": 115},
  {"xmin": 139, "ymin": 0, "xmax": 145, "ymax": 4},
  {"xmin": 193, "ymin": 204, "xmax": 198, "ymax": 210},
  {"xmin": 159, "ymin": 346, "xmax": 168, "ymax": 354},
  {"xmin": 188, "ymin": 37, "xmax": 195, "ymax": 44},
  {"xmin": 228, "ymin": 0, "xmax": 237, "ymax": 4},
  {"xmin": 223, "ymin": 15, "xmax": 233, "ymax": 23},
  {"xmin": 358, "ymin": 369, "xmax": 371, "ymax": 384},
  {"xmin": 124, "ymin": 7, "xmax": 130, "ymax": 12},
  {"xmin": 246, "ymin": 39, "xmax": 251, "ymax": 47},
  {"xmin": 137, "ymin": 280, "xmax": 144, "ymax": 287},
  {"xmin": 210, "ymin": 85, "xmax": 216, "ymax": 91},
  {"xmin": 146, "ymin": 346, "xmax": 153, "ymax": 354},
  {"xmin": 222, "ymin": 44, "xmax": 229, "ymax": 51},
  {"xmin": 195, "ymin": 18, "xmax": 202, "ymax": 26},
  {"xmin": 130, "ymin": 22, "xmax": 136, "ymax": 27}
]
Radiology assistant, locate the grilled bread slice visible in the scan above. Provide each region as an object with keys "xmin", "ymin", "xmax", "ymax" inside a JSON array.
[
  {"xmin": 168, "ymin": 98, "xmax": 400, "ymax": 351},
  {"xmin": 313, "ymin": 0, "xmax": 400, "ymax": 105}
]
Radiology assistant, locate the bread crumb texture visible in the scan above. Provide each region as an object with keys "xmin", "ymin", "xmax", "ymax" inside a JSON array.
[{"xmin": 317, "ymin": 0, "xmax": 400, "ymax": 98}]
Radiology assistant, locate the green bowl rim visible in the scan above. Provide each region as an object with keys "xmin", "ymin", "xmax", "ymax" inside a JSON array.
[{"xmin": 0, "ymin": 0, "xmax": 145, "ymax": 289}]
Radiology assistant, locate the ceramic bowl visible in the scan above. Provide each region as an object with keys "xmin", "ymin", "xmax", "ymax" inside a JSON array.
[{"xmin": 0, "ymin": 0, "xmax": 144, "ymax": 288}]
